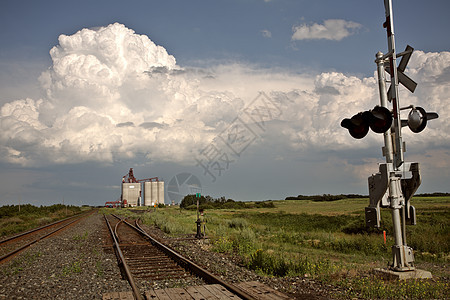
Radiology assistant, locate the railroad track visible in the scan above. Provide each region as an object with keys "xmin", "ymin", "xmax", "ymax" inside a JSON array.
[
  {"xmin": 104, "ymin": 214, "xmax": 258, "ymax": 300},
  {"xmin": 0, "ymin": 209, "xmax": 94, "ymax": 264}
]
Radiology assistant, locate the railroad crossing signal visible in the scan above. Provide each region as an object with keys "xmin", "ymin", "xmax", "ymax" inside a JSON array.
[
  {"xmin": 341, "ymin": 85, "xmax": 438, "ymax": 140},
  {"xmin": 341, "ymin": 43, "xmax": 439, "ymax": 140},
  {"xmin": 366, "ymin": 162, "xmax": 420, "ymax": 228},
  {"xmin": 386, "ymin": 45, "xmax": 417, "ymax": 99},
  {"xmin": 403, "ymin": 106, "xmax": 439, "ymax": 133},
  {"xmin": 341, "ymin": 106, "xmax": 392, "ymax": 139},
  {"xmin": 341, "ymin": 0, "xmax": 439, "ymax": 274}
]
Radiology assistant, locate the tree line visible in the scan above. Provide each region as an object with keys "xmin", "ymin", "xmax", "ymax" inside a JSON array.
[
  {"xmin": 0, "ymin": 204, "xmax": 81, "ymax": 218},
  {"xmin": 285, "ymin": 192, "xmax": 450, "ymax": 202},
  {"xmin": 285, "ymin": 194, "xmax": 367, "ymax": 202},
  {"xmin": 180, "ymin": 194, "xmax": 275, "ymax": 210}
]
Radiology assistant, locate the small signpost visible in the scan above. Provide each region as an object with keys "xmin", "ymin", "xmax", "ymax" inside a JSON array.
[{"xmin": 195, "ymin": 193, "xmax": 203, "ymax": 238}]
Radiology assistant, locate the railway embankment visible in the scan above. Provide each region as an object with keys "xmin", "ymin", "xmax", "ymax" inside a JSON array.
[
  {"xmin": 0, "ymin": 211, "xmax": 331, "ymax": 299},
  {"xmin": 0, "ymin": 212, "xmax": 130, "ymax": 299}
]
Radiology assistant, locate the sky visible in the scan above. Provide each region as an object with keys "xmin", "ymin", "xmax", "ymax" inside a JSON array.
[{"xmin": 0, "ymin": 0, "xmax": 449, "ymax": 207}]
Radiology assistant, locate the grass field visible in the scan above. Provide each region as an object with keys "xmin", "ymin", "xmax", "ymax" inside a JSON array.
[
  {"xmin": 109, "ymin": 196, "xmax": 449, "ymax": 299},
  {"xmin": 0, "ymin": 204, "xmax": 85, "ymax": 238}
]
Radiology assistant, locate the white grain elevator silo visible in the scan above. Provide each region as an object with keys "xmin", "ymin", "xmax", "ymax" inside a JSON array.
[
  {"xmin": 144, "ymin": 181, "xmax": 164, "ymax": 206},
  {"xmin": 122, "ymin": 183, "xmax": 141, "ymax": 207}
]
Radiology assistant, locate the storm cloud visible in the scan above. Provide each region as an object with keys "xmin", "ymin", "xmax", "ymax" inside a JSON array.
[{"xmin": 0, "ymin": 23, "xmax": 448, "ymax": 186}]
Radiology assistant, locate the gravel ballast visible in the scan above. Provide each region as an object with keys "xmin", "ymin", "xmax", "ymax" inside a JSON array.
[
  {"xmin": 138, "ymin": 223, "xmax": 331, "ymax": 299},
  {"xmin": 0, "ymin": 211, "xmax": 331, "ymax": 299},
  {"xmin": 0, "ymin": 212, "xmax": 130, "ymax": 299}
]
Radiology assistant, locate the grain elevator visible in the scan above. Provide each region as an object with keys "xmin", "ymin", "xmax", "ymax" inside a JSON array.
[
  {"xmin": 121, "ymin": 183, "xmax": 141, "ymax": 207},
  {"xmin": 121, "ymin": 168, "xmax": 164, "ymax": 206},
  {"xmin": 143, "ymin": 181, "xmax": 164, "ymax": 206}
]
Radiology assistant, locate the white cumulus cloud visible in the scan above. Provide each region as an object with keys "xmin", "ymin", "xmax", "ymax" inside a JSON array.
[
  {"xmin": 292, "ymin": 19, "xmax": 362, "ymax": 41},
  {"xmin": 0, "ymin": 23, "xmax": 448, "ymax": 173}
]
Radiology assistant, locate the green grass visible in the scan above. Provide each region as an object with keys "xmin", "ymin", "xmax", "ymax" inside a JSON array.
[
  {"xmin": 96, "ymin": 261, "xmax": 104, "ymax": 277},
  {"xmin": 0, "ymin": 204, "xmax": 85, "ymax": 238},
  {"xmin": 113, "ymin": 197, "xmax": 449, "ymax": 299},
  {"xmin": 263, "ymin": 198, "xmax": 369, "ymax": 215},
  {"xmin": 2, "ymin": 251, "xmax": 42, "ymax": 276},
  {"xmin": 62, "ymin": 261, "xmax": 82, "ymax": 276},
  {"xmin": 73, "ymin": 230, "xmax": 89, "ymax": 241},
  {"xmin": 335, "ymin": 276, "xmax": 448, "ymax": 299}
]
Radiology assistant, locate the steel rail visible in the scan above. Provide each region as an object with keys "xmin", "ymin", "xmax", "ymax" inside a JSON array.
[
  {"xmin": 111, "ymin": 214, "xmax": 256, "ymax": 300},
  {"xmin": 0, "ymin": 210, "xmax": 94, "ymax": 264},
  {"xmin": 104, "ymin": 215, "xmax": 143, "ymax": 300},
  {"xmin": 114, "ymin": 219, "xmax": 123, "ymax": 244}
]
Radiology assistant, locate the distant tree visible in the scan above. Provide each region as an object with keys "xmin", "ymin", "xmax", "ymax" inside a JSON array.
[
  {"xmin": 285, "ymin": 194, "xmax": 367, "ymax": 201},
  {"xmin": 180, "ymin": 194, "xmax": 207, "ymax": 208},
  {"xmin": 179, "ymin": 194, "xmax": 276, "ymax": 210}
]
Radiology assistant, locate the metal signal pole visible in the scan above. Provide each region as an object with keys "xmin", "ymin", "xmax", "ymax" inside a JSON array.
[
  {"xmin": 375, "ymin": 52, "xmax": 393, "ymax": 165},
  {"xmin": 357, "ymin": 0, "xmax": 436, "ymax": 278},
  {"xmin": 376, "ymin": 0, "xmax": 413, "ymax": 272},
  {"xmin": 383, "ymin": 0, "xmax": 404, "ymax": 169}
]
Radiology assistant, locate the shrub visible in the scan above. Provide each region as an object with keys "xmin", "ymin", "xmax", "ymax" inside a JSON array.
[
  {"xmin": 234, "ymin": 227, "xmax": 257, "ymax": 256},
  {"xmin": 227, "ymin": 218, "xmax": 248, "ymax": 229},
  {"xmin": 246, "ymin": 249, "xmax": 333, "ymax": 277},
  {"xmin": 254, "ymin": 201, "xmax": 275, "ymax": 208},
  {"xmin": 212, "ymin": 236, "xmax": 234, "ymax": 253}
]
